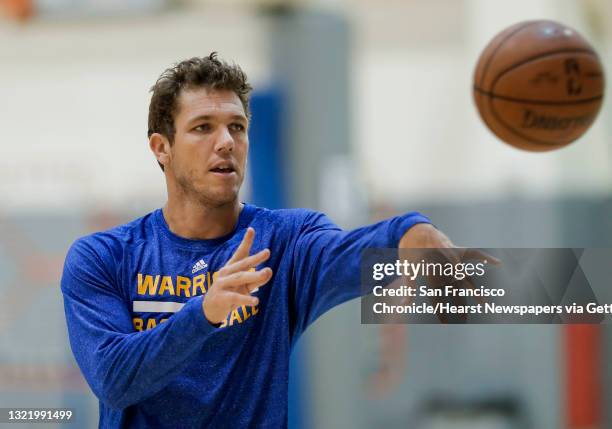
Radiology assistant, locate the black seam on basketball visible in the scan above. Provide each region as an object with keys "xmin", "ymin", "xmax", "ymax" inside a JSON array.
[
  {"xmin": 488, "ymin": 99, "xmax": 581, "ymax": 146},
  {"xmin": 473, "ymin": 86, "xmax": 603, "ymax": 105},
  {"xmin": 479, "ymin": 21, "xmax": 536, "ymax": 91},
  {"xmin": 491, "ymin": 48, "xmax": 597, "ymax": 87},
  {"xmin": 478, "ymin": 101, "xmax": 498, "ymax": 141}
]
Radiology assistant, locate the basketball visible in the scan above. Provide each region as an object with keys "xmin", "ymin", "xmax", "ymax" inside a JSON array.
[{"xmin": 473, "ymin": 20, "xmax": 605, "ymax": 151}]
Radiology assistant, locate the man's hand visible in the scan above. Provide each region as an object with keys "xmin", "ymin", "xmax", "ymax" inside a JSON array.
[
  {"xmin": 399, "ymin": 223, "xmax": 499, "ymax": 265},
  {"xmin": 202, "ymin": 227, "xmax": 273, "ymax": 325},
  {"xmin": 398, "ymin": 223, "xmax": 500, "ymax": 322},
  {"xmin": 398, "ymin": 223, "xmax": 452, "ymax": 249}
]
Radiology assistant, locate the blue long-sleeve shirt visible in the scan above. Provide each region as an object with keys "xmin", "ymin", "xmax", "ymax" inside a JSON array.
[{"xmin": 61, "ymin": 204, "xmax": 430, "ymax": 428}]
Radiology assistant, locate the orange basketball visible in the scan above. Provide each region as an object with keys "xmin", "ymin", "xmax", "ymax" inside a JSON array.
[{"xmin": 473, "ymin": 20, "xmax": 605, "ymax": 151}]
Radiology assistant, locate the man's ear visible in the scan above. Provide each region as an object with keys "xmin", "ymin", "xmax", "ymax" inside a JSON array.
[{"xmin": 149, "ymin": 133, "xmax": 171, "ymax": 170}]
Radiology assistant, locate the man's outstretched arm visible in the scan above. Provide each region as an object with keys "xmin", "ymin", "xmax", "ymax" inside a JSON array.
[{"xmin": 291, "ymin": 210, "xmax": 445, "ymax": 338}]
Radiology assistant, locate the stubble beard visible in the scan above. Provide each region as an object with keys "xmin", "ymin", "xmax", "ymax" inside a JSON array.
[{"xmin": 176, "ymin": 172, "xmax": 240, "ymax": 209}]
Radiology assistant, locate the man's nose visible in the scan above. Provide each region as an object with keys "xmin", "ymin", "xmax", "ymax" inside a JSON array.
[{"xmin": 214, "ymin": 126, "xmax": 234, "ymax": 153}]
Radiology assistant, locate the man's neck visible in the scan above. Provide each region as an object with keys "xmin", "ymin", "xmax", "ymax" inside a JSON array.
[{"xmin": 162, "ymin": 198, "xmax": 242, "ymax": 240}]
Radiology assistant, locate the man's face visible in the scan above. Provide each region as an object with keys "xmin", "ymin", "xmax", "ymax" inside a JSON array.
[{"xmin": 167, "ymin": 87, "xmax": 248, "ymax": 207}]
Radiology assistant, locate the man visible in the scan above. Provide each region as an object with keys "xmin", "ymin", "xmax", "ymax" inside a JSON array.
[{"xmin": 61, "ymin": 53, "xmax": 457, "ymax": 428}]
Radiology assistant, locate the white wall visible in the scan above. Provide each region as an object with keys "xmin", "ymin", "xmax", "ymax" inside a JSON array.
[
  {"xmin": 352, "ymin": 0, "xmax": 612, "ymax": 205},
  {"xmin": 0, "ymin": 9, "xmax": 268, "ymax": 212},
  {"xmin": 1, "ymin": 0, "xmax": 610, "ymax": 212}
]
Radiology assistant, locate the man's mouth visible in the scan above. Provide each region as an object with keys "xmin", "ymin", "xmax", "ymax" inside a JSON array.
[
  {"xmin": 210, "ymin": 167, "xmax": 235, "ymax": 173},
  {"xmin": 209, "ymin": 163, "xmax": 237, "ymax": 176}
]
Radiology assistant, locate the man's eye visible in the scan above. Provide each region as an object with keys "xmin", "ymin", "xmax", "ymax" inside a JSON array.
[
  {"xmin": 194, "ymin": 124, "xmax": 212, "ymax": 132},
  {"xmin": 229, "ymin": 123, "xmax": 245, "ymax": 132}
]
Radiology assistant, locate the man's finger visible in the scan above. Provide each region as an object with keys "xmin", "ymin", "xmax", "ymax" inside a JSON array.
[
  {"xmin": 222, "ymin": 291, "xmax": 260, "ymax": 308},
  {"xmin": 462, "ymin": 248, "xmax": 502, "ymax": 265},
  {"xmin": 220, "ymin": 268, "xmax": 273, "ymax": 291},
  {"xmin": 438, "ymin": 247, "xmax": 461, "ymax": 264},
  {"xmin": 223, "ymin": 248, "xmax": 271, "ymax": 275},
  {"xmin": 227, "ymin": 227, "xmax": 255, "ymax": 264},
  {"xmin": 244, "ymin": 268, "xmax": 273, "ymax": 293},
  {"xmin": 458, "ymin": 277, "xmax": 486, "ymax": 305},
  {"xmin": 239, "ymin": 284, "xmax": 251, "ymax": 296},
  {"xmin": 236, "ymin": 276, "xmax": 268, "ymax": 297}
]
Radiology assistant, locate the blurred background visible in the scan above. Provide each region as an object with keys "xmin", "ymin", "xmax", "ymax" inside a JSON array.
[{"xmin": 0, "ymin": 0, "xmax": 611, "ymax": 427}]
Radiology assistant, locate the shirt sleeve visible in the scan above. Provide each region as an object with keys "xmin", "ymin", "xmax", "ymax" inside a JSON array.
[
  {"xmin": 61, "ymin": 237, "xmax": 220, "ymax": 410},
  {"xmin": 290, "ymin": 211, "xmax": 431, "ymax": 339}
]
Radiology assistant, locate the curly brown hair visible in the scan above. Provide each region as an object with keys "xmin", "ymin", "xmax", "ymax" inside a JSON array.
[{"xmin": 148, "ymin": 53, "xmax": 253, "ymax": 170}]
